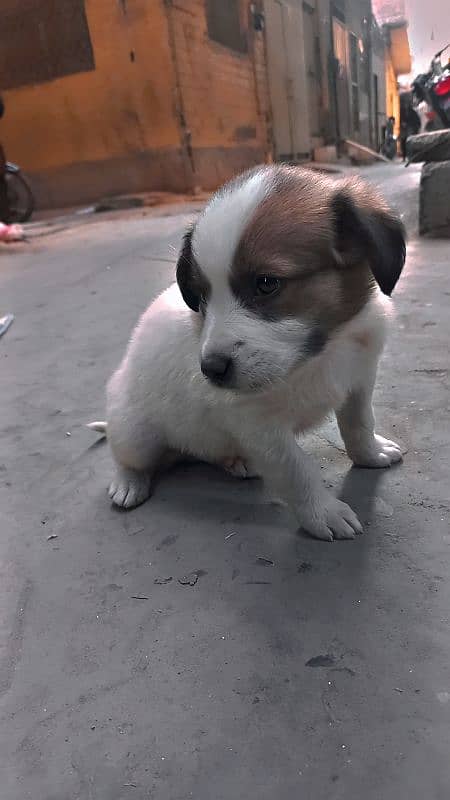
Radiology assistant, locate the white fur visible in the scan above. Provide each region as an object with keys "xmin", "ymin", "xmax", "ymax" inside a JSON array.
[
  {"xmin": 192, "ymin": 169, "xmax": 268, "ymax": 278},
  {"xmin": 91, "ymin": 172, "xmax": 403, "ymax": 539},
  {"xmin": 94, "ymin": 282, "xmax": 401, "ymax": 538}
]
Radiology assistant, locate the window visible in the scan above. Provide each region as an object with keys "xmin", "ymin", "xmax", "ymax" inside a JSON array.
[
  {"xmin": 206, "ymin": 0, "xmax": 247, "ymax": 54},
  {"xmin": 349, "ymin": 32, "xmax": 360, "ymax": 132},
  {"xmin": 0, "ymin": 0, "xmax": 94, "ymax": 91}
]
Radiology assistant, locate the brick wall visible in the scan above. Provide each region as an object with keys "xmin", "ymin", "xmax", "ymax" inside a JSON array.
[
  {"xmin": 168, "ymin": 0, "xmax": 271, "ymax": 188},
  {"xmin": 0, "ymin": 0, "xmax": 272, "ymax": 207}
]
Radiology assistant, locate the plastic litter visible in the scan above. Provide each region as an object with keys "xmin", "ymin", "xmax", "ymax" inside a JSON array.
[
  {"xmin": 0, "ymin": 222, "xmax": 24, "ymax": 242},
  {"xmin": 0, "ymin": 313, "xmax": 14, "ymax": 338}
]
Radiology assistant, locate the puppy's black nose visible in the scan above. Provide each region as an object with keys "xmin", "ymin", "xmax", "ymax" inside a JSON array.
[{"xmin": 201, "ymin": 353, "xmax": 232, "ymax": 385}]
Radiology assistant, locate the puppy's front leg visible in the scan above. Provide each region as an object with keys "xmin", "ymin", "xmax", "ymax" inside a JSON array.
[
  {"xmin": 336, "ymin": 375, "xmax": 402, "ymax": 468},
  {"xmin": 242, "ymin": 427, "xmax": 362, "ymax": 541}
]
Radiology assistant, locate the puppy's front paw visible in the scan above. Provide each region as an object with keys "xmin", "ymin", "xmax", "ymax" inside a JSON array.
[
  {"xmin": 109, "ymin": 468, "xmax": 152, "ymax": 509},
  {"xmin": 298, "ymin": 496, "xmax": 363, "ymax": 542},
  {"xmin": 349, "ymin": 434, "xmax": 403, "ymax": 468}
]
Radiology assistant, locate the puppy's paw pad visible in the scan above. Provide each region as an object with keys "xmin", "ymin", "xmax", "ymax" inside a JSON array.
[
  {"xmin": 300, "ymin": 498, "xmax": 363, "ymax": 542},
  {"xmin": 352, "ymin": 434, "xmax": 403, "ymax": 468},
  {"xmin": 109, "ymin": 472, "xmax": 151, "ymax": 509}
]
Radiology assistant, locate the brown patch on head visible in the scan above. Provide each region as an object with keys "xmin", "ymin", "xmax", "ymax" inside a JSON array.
[{"xmin": 230, "ymin": 166, "xmax": 376, "ymax": 338}]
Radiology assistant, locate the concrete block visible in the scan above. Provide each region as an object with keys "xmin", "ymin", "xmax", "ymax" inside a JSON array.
[
  {"xmin": 419, "ymin": 160, "xmax": 450, "ymax": 236},
  {"xmin": 313, "ymin": 145, "xmax": 338, "ymax": 163},
  {"xmin": 408, "ymin": 130, "xmax": 450, "ymax": 163}
]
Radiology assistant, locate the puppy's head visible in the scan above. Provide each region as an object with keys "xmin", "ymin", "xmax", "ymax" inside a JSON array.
[{"xmin": 176, "ymin": 165, "xmax": 405, "ymax": 392}]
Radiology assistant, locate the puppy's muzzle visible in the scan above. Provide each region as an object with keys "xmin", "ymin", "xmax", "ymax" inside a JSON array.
[{"xmin": 201, "ymin": 353, "xmax": 233, "ymax": 386}]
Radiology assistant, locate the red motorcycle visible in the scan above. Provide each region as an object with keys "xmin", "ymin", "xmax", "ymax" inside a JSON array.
[{"xmin": 412, "ymin": 44, "xmax": 450, "ymax": 130}]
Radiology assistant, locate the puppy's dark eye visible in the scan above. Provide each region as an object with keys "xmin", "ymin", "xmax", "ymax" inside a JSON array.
[{"xmin": 255, "ymin": 275, "xmax": 281, "ymax": 297}]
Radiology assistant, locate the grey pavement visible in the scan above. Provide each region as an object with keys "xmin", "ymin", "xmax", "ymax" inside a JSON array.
[{"xmin": 1, "ymin": 163, "xmax": 450, "ymax": 799}]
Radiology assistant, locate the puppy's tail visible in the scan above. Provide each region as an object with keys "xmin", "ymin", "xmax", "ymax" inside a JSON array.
[{"xmin": 87, "ymin": 420, "xmax": 108, "ymax": 436}]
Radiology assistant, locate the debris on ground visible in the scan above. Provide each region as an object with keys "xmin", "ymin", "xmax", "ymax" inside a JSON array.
[
  {"xmin": 46, "ymin": 534, "xmax": 58, "ymax": 541},
  {"xmin": 0, "ymin": 313, "xmax": 14, "ymax": 338},
  {"xmin": 245, "ymin": 581, "xmax": 272, "ymax": 585},
  {"xmin": 178, "ymin": 569, "xmax": 206, "ymax": 586},
  {"xmin": 305, "ymin": 654, "xmax": 336, "ymax": 668},
  {"xmin": 256, "ymin": 556, "xmax": 275, "ymax": 566},
  {"xmin": 131, "ymin": 595, "xmax": 149, "ymax": 600},
  {"xmin": 94, "ymin": 190, "xmax": 211, "ymax": 214},
  {"xmin": 225, "ymin": 531, "xmax": 238, "ymax": 540},
  {"xmin": 0, "ymin": 222, "xmax": 24, "ymax": 242},
  {"xmin": 297, "ymin": 561, "xmax": 314, "ymax": 573},
  {"xmin": 129, "ymin": 528, "xmax": 145, "ymax": 536},
  {"xmin": 154, "ymin": 577, "xmax": 173, "ymax": 585}
]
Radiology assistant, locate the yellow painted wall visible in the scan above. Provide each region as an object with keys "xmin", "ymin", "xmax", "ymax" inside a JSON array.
[
  {"xmin": 385, "ymin": 57, "xmax": 400, "ymax": 136},
  {"xmin": 171, "ymin": 0, "xmax": 268, "ymax": 148},
  {"xmin": 1, "ymin": 0, "xmax": 270, "ymax": 204},
  {"xmin": 1, "ymin": 0, "xmax": 180, "ymax": 173}
]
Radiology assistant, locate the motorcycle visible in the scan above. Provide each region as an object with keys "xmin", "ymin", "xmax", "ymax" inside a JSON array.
[
  {"xmin": 5, "ymin": 161, "xmax": 35, "ymax": 223},
  {"xmin": 0, "ymin": 159, "xmax": 35, "ymax": 224},
  {"xmin": 0, "ymin": 131, "xmax": 35, "ymax": 224},
  {"xmin": 412, "ymin": 44, "xmax": 450, "ymax": 129}
]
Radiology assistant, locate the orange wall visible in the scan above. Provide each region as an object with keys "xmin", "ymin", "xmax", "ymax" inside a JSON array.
[
  {"xmin": 386, "ymin": 57, "xmax": 400, "ymax": 136},
  {"xmin": 169, "ymin": 0, "xmax": 270, "ymax": 186},
  {"xmin": 0, "ymin": 0, "xmax": 270, "ymax": 205},
  {"xmin": 1, "ymin": 0, "xmax": 180, "ymax": 173},
  {"xmin": 170, "ymin": 0, "xmax": 269, "ymax": 148}
]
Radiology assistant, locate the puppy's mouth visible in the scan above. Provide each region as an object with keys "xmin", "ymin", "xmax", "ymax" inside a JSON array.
[{"xmin": 204, "ymin": 371, "xmax": 280, "ymax": 395}]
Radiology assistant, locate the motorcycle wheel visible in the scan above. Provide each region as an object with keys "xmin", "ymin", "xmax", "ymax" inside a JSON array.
[{"xmin": 4, "ymin": 170, "xmax": 35, "ymax": 223}]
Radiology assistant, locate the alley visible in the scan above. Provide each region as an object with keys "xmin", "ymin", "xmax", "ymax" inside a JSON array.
[{"xmin": 1, "ymin": 163, "xmax": 450, "ymax": 800}]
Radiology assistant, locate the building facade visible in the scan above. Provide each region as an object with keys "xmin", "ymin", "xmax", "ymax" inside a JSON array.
[
  {"xmin": 0, "ymin": 0, "xmax": 411, "ymax": 208},
  {"xmin": 0, "ymin": 0, "xmax": 271, "ymax": 207},
  {"xmin": 372, "ymin": 0, "xmax": 412, "ymax": 136}
]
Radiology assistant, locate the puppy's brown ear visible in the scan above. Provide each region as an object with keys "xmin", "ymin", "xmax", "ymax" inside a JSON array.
[
  {"xmin": 331, "ymin": 184, "xmax": 406, "ymax": 296},
  {"xmin": 176, "ymin": 227, "xmax": 200, "ymax": 312}
]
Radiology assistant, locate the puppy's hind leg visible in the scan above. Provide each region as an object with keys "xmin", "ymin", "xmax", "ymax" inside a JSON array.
[
  {"xmin": 109, "ymin": 466, "xmax": 153, "ymax": 509},
  {"xmin": 108, "ymin": 422, "xmax": 167, "ymax": 510}
]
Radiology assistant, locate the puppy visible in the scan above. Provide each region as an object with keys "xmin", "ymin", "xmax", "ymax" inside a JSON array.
[{"xmin": 89, "ymin": 165, "xmax": 405, "ymax": 541}]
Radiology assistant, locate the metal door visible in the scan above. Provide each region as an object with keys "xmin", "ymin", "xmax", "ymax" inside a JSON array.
[
  {"xmin": 302, "ymin": 1, "xmax": 321, "ymax": 140},
  {"xmin": 332, "ymin": 17, "xmax": 351, "ymax": 140},
  {"xmin": 264, "ymin": 0, "xmax": 311, "ymax": 160}
]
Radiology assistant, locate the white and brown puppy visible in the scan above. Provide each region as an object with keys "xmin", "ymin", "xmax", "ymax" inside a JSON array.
[{"xmin": 89, "ymin": 165, "xmax": 405, "ymax": 541}]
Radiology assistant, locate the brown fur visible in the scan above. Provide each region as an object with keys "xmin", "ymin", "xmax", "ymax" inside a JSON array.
[{"xmin": 230, "ymin": 166, "xmax": 376, "ymax": 334}]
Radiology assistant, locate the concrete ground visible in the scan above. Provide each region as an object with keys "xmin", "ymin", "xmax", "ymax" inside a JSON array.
[{"xmin": 1, "ymin": 162, "xmax": 449, "ymax": 799}]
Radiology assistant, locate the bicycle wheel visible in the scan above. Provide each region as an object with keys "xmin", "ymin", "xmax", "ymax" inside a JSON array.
[{"xmin": 4, "ymin": 170, "xmax": 35, "ymax": 223}]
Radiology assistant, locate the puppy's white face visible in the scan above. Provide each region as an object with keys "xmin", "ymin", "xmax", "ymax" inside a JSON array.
[{"xmin": 176, "ymin": 166, "xmax": 405, "ymax": 393}]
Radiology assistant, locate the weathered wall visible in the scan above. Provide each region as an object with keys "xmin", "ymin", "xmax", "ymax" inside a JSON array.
[
  {"xmin": 316, "ymin": 0, "xmax": 377, "ymax": 149},
  {"xmin": 263, "ymin": 0, "xmax": 312, "ymax": 160},
  {"xmin": 168, "ymin": 0, "xmax": 270, "ymax": 188},
  {"xmin": 343, "ymin": 0, "xmax": 372, "ymax": 146},
  {"xmin": 372, "ymin": 20, "xmax": 388, "ymax": 150},
  {"xmin": 1, "ymin": 0, "xmax": 186, "ymax": 207},
  {"xmin": 386, "ymin": 57, "xmax": 400, "ymax": 135},
  {"xmin": 0, "ymin": 0, "xmax": 270, "ymax": 207}
]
